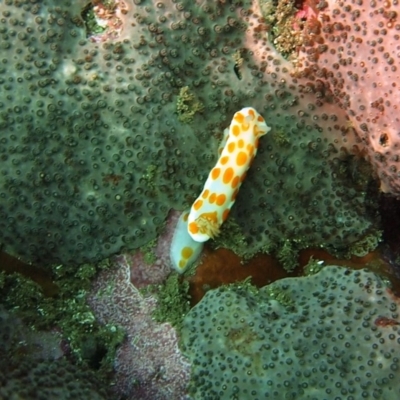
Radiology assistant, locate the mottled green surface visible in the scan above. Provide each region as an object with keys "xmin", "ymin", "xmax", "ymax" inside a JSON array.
[
  {"xmin": 0, "ymin": 0, "xmax": 379, "ymax": 268},
  {"xmin": 0, "ymin": 259, "xmax": 124, "ymax": 373},
  {"xmin": 182, "ymin": 266, "xmax": 400, "ymax": 399}
]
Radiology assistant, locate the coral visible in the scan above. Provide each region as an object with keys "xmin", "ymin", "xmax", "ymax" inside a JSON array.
[
  {"xmin": 87, "ymin": 253, "xmax": 191, "ymax": 400},
  {"xmin": 293, "ymin": 0, "xmax": 400, "ymax": 194},
  {"xmin": 0, "ymin": 263, "xmax": 124, "ymax": 370},
  {"xmin": 0, "ymin": 306, "xmax": 112, "ymax": 400},
  {"xmin": 0, "ymin": 0, "xmax": 386, "ymax": 267},
  {"xmin": 0, "ymin": 305, "xmax": 64, "ymax": 361},
  {"xmin": 181, "ymin": 265, "xmax": 400, "ymax": 399},
  {"xmin": 0, "ymin": 357, "xmax": 111, "ymax": 399}
]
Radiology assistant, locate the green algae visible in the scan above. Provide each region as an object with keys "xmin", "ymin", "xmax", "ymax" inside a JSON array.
[
  {"xmin": 139, "ymin": 238, "xmax": 158, "ymax": 266},
  {"xmin": 81, "ymin": 2, "xmax": 108, "ymax": 36},
  {"xmin": 272, "ymin": 129, "xmax": 291, "ymax": 147},
  {"xmin": 211, "ymin": 217, "xmax": 252, "ymax": 260},
  {"xmin": 303, "ymin": 256, "xmax": 325, "ymax": 276},
  {"xmin": 176, "ymin": 86, "xmax": 204, "ymax": 123},
  {"xmin": 146, "ymin": 273, "xmax": 191, "ymax": 329},
  {"xmin": 347, "ymin": 230, "xmax": 382, "ymax": 258},
  {"xmin": 276, "ymin": 239, "xmax": 300, "ymax": 272},
  {"xmin": 0, "ymin": 259, "xmax": 124, "ymax": 376}
]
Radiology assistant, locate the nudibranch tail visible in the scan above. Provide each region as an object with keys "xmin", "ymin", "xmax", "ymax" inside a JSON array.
[
  {"xmin": 170, "ymin": 210, "xmax": 204, "ymax": 273},
  {"xmin": 188, "ymin": 107, "xmax": 270, "ymax": 242}
]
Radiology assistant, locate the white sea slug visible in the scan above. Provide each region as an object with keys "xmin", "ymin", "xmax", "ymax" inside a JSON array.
[{"xmin": 187, "ymin": 107, "xmax": 270, "ymax": 242}]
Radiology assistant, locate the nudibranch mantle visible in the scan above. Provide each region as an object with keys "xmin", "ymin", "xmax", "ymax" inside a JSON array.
[{"xmin": 188, "ymin": 107, "xmax": 271, "ymax": 242}]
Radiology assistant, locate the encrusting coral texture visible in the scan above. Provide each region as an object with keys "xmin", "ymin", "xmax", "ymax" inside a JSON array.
[
  {"xmin": 87, "ymin": 262, "xmax": 191, "ymax": 399},
  {"xmin": 1, "ymin": 2, "xmax": 400, "ymax": 399},
  {"xmin": 87, "ymin": 220, "xmax": 192, "ymax": 399},
  {"xmin": 182, "ymin": 265, "xmax": 400, "ymax": 399},
  {"xmin": 0, "ymin": 0, "xmax": 395, "ymax": 266},
  {"xmin": 0, "ymin": 307, "xmax": 112, "ymax": 399},
  {"xmin": 294, "ymin": 0, "xmax": 400, "ymax": 194}
]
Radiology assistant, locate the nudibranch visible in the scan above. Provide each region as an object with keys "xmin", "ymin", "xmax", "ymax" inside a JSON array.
[
  {"xmin": 170, "ymin": 210, "xmax": 204, "ymax": 273},
  {"xmin": 187, "ymin": 107, "xmax": 270, "ymax": 242}
]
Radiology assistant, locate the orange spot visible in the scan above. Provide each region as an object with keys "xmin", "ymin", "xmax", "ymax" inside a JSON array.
[
  {"xmin": 220, "ymin": 156, "xmax": 229, "ymax": 165},
  {"xmin": 236, "ymin": 151, "xmax": 248, "ymax": 166},
  {"xmin": 234, "ymin": 112, "xmax": 245, "ymax": 124},
  {"xmin": 248, "ymin": 108, "xmax": 255, "ymax": 119},
  {"xmin": 216, "ymin": 193, "xmax": 227, "ymax": 206},
  {"xmin": 181, "ymin": 246, "xmax": 194, "ymax": 260},
  {"xmin": 257, "ymin": 115, "xmax": 264, "ymax": 122},
  {"xmin": 222, "ymin": 208, "xmax": 230, "ymax": 221},
  {"xmin": 232, "ymin": 125, "xmax": 241, "ymax": 137},
  {"xmin": 201, "ymin": 189, "xmax": 210, "ymax": 199},
  {"xmin": 247, "ymin": 143, "xmax": 254, "ymax": 152},
  {"xmin": 231, "ymin": 188, "xmax": 239, "ymax": 201},
  {"xmin": 231, "ymin": 175, "xmax": 240, "ymax": 188},
  {"xmin": 182, "ymin": 212, "xmax": 189, "ymax": 221},
  {"xmin": 209, "ymin": 193, "xmax": 217, "ymax": 204},
  {"xmin": 193, "ymin": 199, "xmax": 203, "ymax": 211},
  {"xmin": 240, "ymin": 172, "xmax": 247, "ymax": 182},
  {"xmin": 238, "ymin": 139, "xmax": 244, "ymax": 148},
  {"xmin": 211, "ymin": 167, "xmax": 221, "ymax": 180},
  {"xmin": 179, "ymin": 260, "xmax": 187, "ymax": 269},
  {"xmin": 223, "ymin": 167, "xmax": 234, "ymax": 184},
  {"xmin": 227, "ymin": 142, "xmax": 236, "ymax": 153},
  {"xmin": 188, "ymin": 221, "xmax": 199, "ymax": 234}
]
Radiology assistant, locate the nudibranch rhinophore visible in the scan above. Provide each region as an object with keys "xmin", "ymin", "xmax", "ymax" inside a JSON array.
[
  {"xmin": 187, "ymin": 107, "xmax": 270, "ymax": 242},
  {"xmin": 170, "ymin": 210, "xmax": 204, "ymax": 273}
]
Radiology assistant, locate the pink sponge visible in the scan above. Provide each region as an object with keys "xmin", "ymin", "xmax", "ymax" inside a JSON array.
[{"xmin": 295, "ymin": 0, "xmax": 400, "ymax": 193}]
